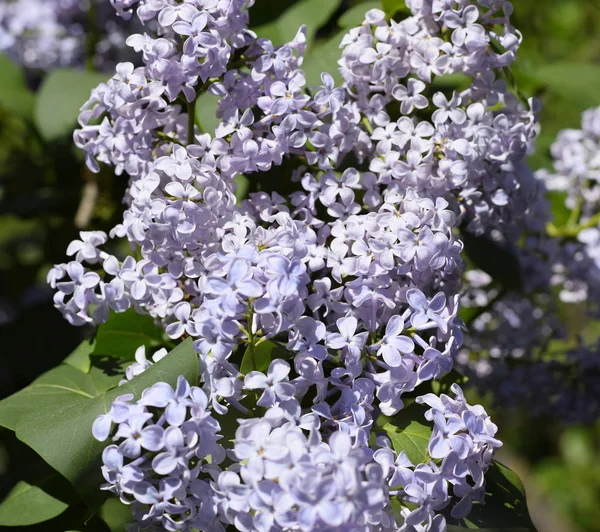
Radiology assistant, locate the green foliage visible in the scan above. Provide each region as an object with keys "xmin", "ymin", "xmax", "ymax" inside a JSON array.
[
  {"xmin": 252, "ymin": 0, "xmax": 342, "ymax": 47},
  {"xmin": 381, "ymin": 0, "xmax": 410, "ymax": 18},
  {"xmin": 535, "ymin": 425, "xmax": 600, "ymax": 532},
  {"xmin": 0, "ymin": 336, "xmax": 198, "ymax": 509},
  {"xmin": 240, "ymin": 339, "xmax": 288, "ymax": 375},
  {"xmin": 339, "ymin": 1, "xmax": 381, "ymax": 28},
  {"xmin": 375, "ymin": 401, "xmax": 432, "ymax": 464},
  {"xmin": 531, "ymin": 63, "xmax": 600, "ymax": 108},
  {"xmin": 93, "ymin": 309, "xmax": 164, "ymax": 360},
  {"xmin": 35, "ymin": 69, "xmax": 110, "ymax": 140},
  {"xmin": 302, "ymin": 30, "xmax": 346, "ymax": 86},
  {"xmin": 64, "ymin": 338, "xmax": 96, "ymax": 373},
  {"xmin": 195, "ymin": 91, "xmax": 220, "ymax": 134},
  {"xmin": 0, "ymin": 54, "xmax": 36, "ymax": 120},
  {"xmin": 447, "ymin": 462, "xmax": 537, "ymax": 531},
  {"xmin": 0, "ymin": 480, "xmax": 69, "ymax": 526},
  {"xmin": 98, "ymin": 498, "xmax": 132, "ymax": 532}
]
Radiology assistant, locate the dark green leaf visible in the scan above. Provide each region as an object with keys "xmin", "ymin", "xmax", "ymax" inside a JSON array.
[
  {"xmin": 0, "ymin": 53, "xmax": 36, "ymax": 120},
  {"xmin": 0, "ymin": 480, "xmax": 69, "ymax": 526},
  {"xmin": 93, "ymin": 309, "xmax": 163, "ymax": 359},
  {"xmin": 240, "ymin": 340, "xmax": 289, "ymax": 375},
  {"xmin": 382, "ymin": 0, "xmax": 411, "ymax": 18},
  {"xmin": 235, "ymin": 174, "xmax": 249, "ymax": 205},
  {"xmin": 461, "ymin": 231, "xmax": 523, "ymax": 292},
  {"xmin": 252, "ymin": 0, "xmax": 342, "ymax": 47},
  {"xmin": 99, "ymin": 498, "xmax": 132, "ymax": 532},
  {"xmin": 35, "ymin": 69, "xmax": 110, "ymax": 140},
  {"xmin": 11, "ymin": 338, "xmax": 197, "ymax": 508},
  {"xmin": 376, "ymin": 401, "xmax": 432, "ymax": 464},
  {"xmin": 446, "ymin": 461, "xmax": 537, "ymax": 531}
]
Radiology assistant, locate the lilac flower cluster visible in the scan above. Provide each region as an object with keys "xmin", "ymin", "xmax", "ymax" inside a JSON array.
[
  {"xmin": 92, "ymin": 376, "xmax": 225, "ymax": 531},
  {"xmin": 538, "ymin": 106, "xmax": 600, "ymax": 304},
  {"xmin": 45, "ymin": 0, "xmax": 540, "ymax": 529},
  {"xmin": 0, "ymin": 0, "xmax": 136, "ymax": 69},
  {"xmin": 213, "ymin": 384, "xmax": 501, "ymax": 531},
  {"xmin": 339, "ymin": 0, "xmax": 539, "ymax": 235}
]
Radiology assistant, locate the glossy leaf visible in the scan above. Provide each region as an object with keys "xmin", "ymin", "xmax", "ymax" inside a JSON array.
[
  {"xmin": 64, "ymin": 338, "xmax": 96, "ymax": 373},
  {"xmin": 446, "ymin": 461, "xmax": 537, "ymax": 531},
  {"xmin": 35, "ymin": 69, "xmax": 110, "ymax": 140},
  {"xmin": 93, "ymin": 309, "xmax": 163, "ymax": 359},
  {"xmin": 0, "ymin": 481, "xmax": 69, "ymax": 526},
  {"xmin": 376, "ymin": 401, "xmax": 432, "ymax": 464}
]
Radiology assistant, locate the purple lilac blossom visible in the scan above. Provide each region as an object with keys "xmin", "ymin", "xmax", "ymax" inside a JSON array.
[{"xmin": 46, "ymin": 0, "xmax": 538, "ymax": 529}]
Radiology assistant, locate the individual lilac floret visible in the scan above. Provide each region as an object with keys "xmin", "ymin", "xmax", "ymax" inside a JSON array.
[
  {"xmin": 119, "ymin": 345, "xmax": 168, "ymax": 385},
  {"xmin": 244, "ymin": 359, "xmax": 296, "ymax": 408}
]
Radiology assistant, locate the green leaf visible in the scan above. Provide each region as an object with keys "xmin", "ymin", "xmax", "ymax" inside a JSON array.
[
  {"xmin": 376, "ymin": 401, "xmax": 432, "ymax": 464},
  {"xmin": 253, "ymin": 0, "xmax": 342, "ymax": 47},
  {"xmin": 99, "ymin": 498, "xmax": 132, "ymax": 532},
  {"xmin": 35, "ymin": 69, "xmax": 110, "ymax": 141},
  {"xmin": 530, "ymin": 63, "xmax": 600, "ymax": 108},
  {"xmin": 0, "ymin": 481, "xmax": 69, "ymax": 526},
  {"xmin": 338, "ymin": 1, "xmax": 381, "ymax": 28},
  {"xmin": 10, "ymin": 338, "xmax": 197, "ymax": 508},
  {"xmin": 64, "ymin": 338, "xmax": 96, "ymax": 373},
  {"xmin": 93, "ymin": 309, "xmax": 163, "ymax": 359},
  {"xmin": 195, "ymin": 90, "xmax": 220, "ymax": 135},
  {"xmin": 0, "ymin": 361, "xmax": 123, "ymax": 432},
  {"xmin": 382, "ymin": 0, "xmax": 411, "ymax": 18},
  {"xmin": 547, "ymin": 191, "xmax": 570, "ymax": 228},
  {"xmin": 235, "ymin": 174, "xmax": 250, "ymax": 205},
  {"xmin": 240, "ymin": 340, "xmax": 289, "ymax": 375},
  {"xmin": 302, "ymin": 30, "xmax": 346, "ymax": 87},
  {"xmin": 446, "ymin": 461, "xmax": 537, "ymax": 531},
  {"xmin": 0, "ymin": 53, "xmax": 35, "ymax": 120}
]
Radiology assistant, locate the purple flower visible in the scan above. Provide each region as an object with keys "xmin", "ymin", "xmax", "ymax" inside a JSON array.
[
  {"xmin": 245, "ymin": 359, "xmax": 296, "ymax": 407},
  {"xmin": 376, "ymin": 315, "xmax": 414, "ymax": 366},
  {"xmin": 205, "ymin": 260, "xmax": 263, "ymax": 315},
  {"xmin": 392, "ymin": 79, "xmax": 428, "ymax": 114},
  {"xmin": 113, "ymin": 412, "xmax": 164, "ymax": 458},
  {"xmin": 141, "ymin": 376, "xmax": 190, "ymax": 426},
  {"xmin": 406, "ymin": 289, "xmax": 449, "ymax": 333},
  {"xmin": 326, "ymin": 316, "xmax": 368, "ymax": 365}
]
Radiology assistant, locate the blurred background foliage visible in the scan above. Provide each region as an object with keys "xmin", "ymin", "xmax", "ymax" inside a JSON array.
[{"xmin": 0, "ymin": 0, "xmax": 599, "ymax": 531}]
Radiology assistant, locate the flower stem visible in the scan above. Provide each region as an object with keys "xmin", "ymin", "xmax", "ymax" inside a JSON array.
[{"xmin": 187, "ymin": 98, "xmax": 197, "ymax": 145}]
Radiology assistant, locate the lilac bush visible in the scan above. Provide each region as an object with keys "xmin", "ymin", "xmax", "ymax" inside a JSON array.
[{"xmin": 13, "ymin": 0, "xmax": 548, "ymax": 529}]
